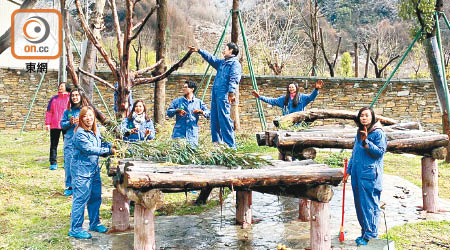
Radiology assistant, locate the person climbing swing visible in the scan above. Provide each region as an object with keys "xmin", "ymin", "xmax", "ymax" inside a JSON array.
[
  {"xmin": 343, "ymin": 107, "xmax": 387, "ymax": 246},
  {"xmin": 188, "ymin": 43, "xmax": 242, "ymax": 149},
  {"xmin": 252, "ymin": 80, "xmax": 323, "ymax": 115},
  {"xmin": 167, "ymin": 81, "xmax": 210, "ymax": 146}
]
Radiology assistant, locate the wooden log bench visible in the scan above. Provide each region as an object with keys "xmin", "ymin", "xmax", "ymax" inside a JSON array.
[
  {"xmin": 256, "ymin": 122, "xmax": 449, "ymax": 215},
  {"xmin": 110, "ymin": 159, "xmax": 344, "ymax": 250}
]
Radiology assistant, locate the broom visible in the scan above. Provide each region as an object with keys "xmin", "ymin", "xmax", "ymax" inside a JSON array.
[{"xmin": 339, "ymin": 158, "xmax": 348, "ymax": 242}]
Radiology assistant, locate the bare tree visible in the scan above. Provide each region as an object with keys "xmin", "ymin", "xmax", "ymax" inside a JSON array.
[
  {"xmin": 319, "ymin": 27, "xmax": 341, "ymax": 77},
  {"xmin": 63, "ymin": 0, "xmax": 192, "ymax": 121},
  {"xmin": 242, "ymin": 0, "xmax": 306, "ymax": 75},
  {"xmin": 301, "ymin": 0, "xmax": 321, "ymax": 76}
]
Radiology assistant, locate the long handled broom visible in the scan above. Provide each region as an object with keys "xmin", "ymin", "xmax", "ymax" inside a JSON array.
[{"xmin": 339, "ymin": 158, "xmax": 348, "ymax": 242}]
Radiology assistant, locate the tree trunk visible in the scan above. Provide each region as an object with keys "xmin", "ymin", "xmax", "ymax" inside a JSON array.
[
  {"xmin": 299, "ymin": 199, "xmax": 311, "ymax": 221},
  {"xmin": 134, "ymin": 204, "xmax": 156, "ymax": 250},
  {"xmin": 78, "ymin": 0, "xmax": 106, "ymax": 101},
  {"xmin": 112, "ymin": 189, "xmax": 130, "ymax": 232},
  {"xmin": 236, "ymin": 190, "xmax": 252, "ymax": 228},
  {"xmin": 354, "ymin": 42, "xmax": 359, "ymax": 77},
  {"xmin": 59, "ymin": 0, "xmax": 66, "ymax": 83},
  {"xmin": 154, "ymin": 0, "xmax": 167, "ymax": 125},
  {"xmin": 364, "ymin": 43, "xmax": 371, "ymax": 78},
  {"xmin": 231, "ymin": 0, "xmax": 241, "ymax": 131},
  {"xmin": 424, "ymin": 36, "xmax": 450, "ymax": 161}
]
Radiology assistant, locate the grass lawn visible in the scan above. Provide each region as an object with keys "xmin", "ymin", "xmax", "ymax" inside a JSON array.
[{"xmin": 1, "ymin": 130, "xmax": 450, "ymax": 249}]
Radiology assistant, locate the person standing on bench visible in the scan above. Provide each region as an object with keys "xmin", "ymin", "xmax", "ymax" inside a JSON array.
[
  {"xmin": 188, "ymin": 43, "xmax": 242, "ymax": 149},
  {"xmin": 344, "ymin": 107, "xmax": 387, "ymax": 246}
]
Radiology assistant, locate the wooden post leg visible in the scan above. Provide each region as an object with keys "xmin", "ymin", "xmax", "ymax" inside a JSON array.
[
  {"xmin": 299, "ymin": 198, "xmax": 311, "ymax": 222},
  {"xmin": 236, "ymin": 190, "xmax": 252, "ymax": 228},
  {"xmin": 112, "ymin": 189, "xmax": 130, "ymax": 232},
  {"xmin": 310, "ymin": 201, "xmax": 330, "ymax": 250},
  {"xmin": 422, "ymin": 157, "xmax": 439, "ymax": 213},
  {"xmin": 134, "ymin": 204, "xmax": 156, "ymax": 250}
]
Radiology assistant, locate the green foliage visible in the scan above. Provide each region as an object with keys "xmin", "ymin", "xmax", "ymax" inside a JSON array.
[
  {"xmin": 338, "ymin": 52, "xmax": 354, "ymax": 77},
  {"xmin": 399, "ymin": 0, "xmax": 437, "ymax": 39},
  {"xmin": 103, "ymin": 122, "xmax": 271, "ymax": 169},
  {"xmin": 278, "ymin": 121, "xmax": 310, "ymax": 131},
  {"xmin": 315, "ymin": 151, "xmax": 350, "ymax": 168}
]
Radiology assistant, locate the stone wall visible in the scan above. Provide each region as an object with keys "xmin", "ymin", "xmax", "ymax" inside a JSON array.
[{"xmin": 0, "ymin": 68, "xmax": 442, "ymax": 132}]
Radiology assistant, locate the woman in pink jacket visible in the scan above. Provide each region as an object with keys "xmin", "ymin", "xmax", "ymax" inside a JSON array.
[{"xmin": 45, "ymin": 82, "xmax": 70, "ymax": 170}]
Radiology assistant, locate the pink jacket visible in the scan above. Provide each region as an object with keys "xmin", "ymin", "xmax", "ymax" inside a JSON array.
[{"xmin": 45, "ymin": 92, "xmax": 70, "ymax": 129}]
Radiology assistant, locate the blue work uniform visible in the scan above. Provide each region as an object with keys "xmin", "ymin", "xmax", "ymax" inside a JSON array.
[
  {"xmin": 167, "ymin": 96, "xmax": 210, "ymax": 146},
  {"xmin": 198, "ymin": 49, "xmax": 242, "ymax": 149},
  {"xmin": 258, "ymin": 89, "xmax": 319, "ymax": 115},
  {"xmin": 60, "ymin": 107, "xmax": 81, "ymax": 189},
  {"xmin": 120, "ymin": 117, "xmax": 155, "ymax": 142},
  {"xmin": 347, "ymin": 122, "xmax": 387, "ymax": 240},
  {"xmin": 69, "ymin": 127, "xmax": 112, "ymax": 234}
]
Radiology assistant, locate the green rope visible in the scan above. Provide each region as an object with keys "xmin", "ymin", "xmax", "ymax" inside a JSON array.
[
  {"xmin": 238, "ymin": 11, "xmax": 267, "ymax": 130},
  {"xmin": 197, "ymin": 11, "xmax": 232, "ymax": 99},
  {"xmin": 435, "ymin": 12, "xmax": 450, "ymax": 126},
  {"xmin": 20, "ymin": 72, "xmax": 46, "ymax": 135},
  {"xmin": 69, "ymin": 34, "xmax": 113, "ymax": 120},
  {"xmin": 369, "ymin": 27, "xmax": 423, "ymax": 108}
]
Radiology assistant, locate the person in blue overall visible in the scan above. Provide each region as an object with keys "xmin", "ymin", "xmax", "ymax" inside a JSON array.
[
  {"xmin": 60, "ymin": 88, "xmax": 85, "ymax": 196},
  {"xmin": 189, "ymin": 43, "xmax": 242, "ymax": 149},
  {"xmin": 344, "ymin": 107, "xmax": 387, "ymax": 246},
  {"xmin": 251, "ymin": 80, "xmax": 323, "ymax": 115},
  {"xmin": 167, "ymin": 81, "xmax": 210, "ymax": 146},
  {"xmin": 69, "ymin": 106, "xmax": 116, "ymax": 239},
  {"xmin": 120, "ymin": 100, "xmax": 155, "ymax": 142}
]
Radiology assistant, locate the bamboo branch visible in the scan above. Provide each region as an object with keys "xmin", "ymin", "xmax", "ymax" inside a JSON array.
[
  {"xmin": 78, "ymin": 67, "xmax": 116, "ymax": 90},
  {"xmin": 132, "ymin": 51, "xmax": 192, "ymax": 87},
  {"xmin": 130, "ymin": 5, "xmax": 158, "ymax": 41},
  {"xmin": 75, "ymin": 0, "xmax": 118, "ymax": 78},
  {"xmin": 379, "ymin": 55, "xmax": 400, "ymax": 73}
]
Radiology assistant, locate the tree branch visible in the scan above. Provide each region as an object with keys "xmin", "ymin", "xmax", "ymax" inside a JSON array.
[
  {"xmin": 0, "ymin": 0, "xmax": 39, "ymax": 54},
  {"xmin": 78, "ymin": 67, "xmax": 116, "ymax": 90},
  {"xmin": 130, "ymin": 5, "xmax": 158, "ymax": 41},
  {"xmin": 132, "ymin": 59, "xmax": 164, "ymax": 78},
  {"xmin": 75, "ymin": 0, "xmax": 119, "ymax": 78},
  {"xmin": 332, "ymin": 37, "xmax": 342, "ymax": 68},
  {"xmin": 108, "ymin": 0, "xmax": 123, "ymax": 60},
  {"xmin": 132, "ymin": 51, "xmax": 192, "ymax": 87},
  {"xmin": 379, "ymin": 55, "xmax": 400, "ymax": 73}
]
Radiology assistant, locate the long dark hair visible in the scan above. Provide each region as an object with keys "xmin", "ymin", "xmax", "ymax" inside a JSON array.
[
  {"xmin": 284, "ymin": 82, "xmax": 300, "ymax": 108},
  {"xmin": 68, "ymin": 88, "xmax": 86, "ymax": 111},
  {"xmin": 128, "ymin": 99, "xmax": 150, "ymax": 121},
  {"xmin": 355, "ymin": 107, "xmax": 376, "ymax": 139}
]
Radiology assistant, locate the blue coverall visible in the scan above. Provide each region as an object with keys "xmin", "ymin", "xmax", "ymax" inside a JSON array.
[
  {"xmin": 60, "ymin": 107, "xmax": 81, "ymax": 189},
  {"xmin": 167, "ymin": 96, "xmax": 210, "ymax": 146},
  {"xmin": 198, "ymin": 49, "xmax": 242, "ymax": 149},
  {"xmin": 347, "ymin": 124, "xmax": 387, "ymax": 240},
  {"xmin": 258, "ymin": 89, "xmax": 319, "ymax": 115},
  {"xmin": 70, "ymin": 127, "xmax": 112, "ymax": 234},
  {"xmin": 120, "ymin": 117, "xmax": 155, "ymax": 142}
]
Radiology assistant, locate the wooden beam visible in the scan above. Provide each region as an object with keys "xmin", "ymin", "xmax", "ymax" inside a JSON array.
[
  {"xmin": 273, "ymin": 109, "xmax": 398, "ymax": 127},
  {"xmin": 310, "ymin": 201, "xmax": 331, "ymax": 250},
  {"xmin": 134, "ymin": 204, "xmax": 156, "ymax": 250},
  {"xmin": 111, "ymin": 189, "xmax": 130, "ymax": 232},
  {"xmin": 236, "ymin": 191, "xmax": 252, "ymax": 228},
  {"xmin": 421, "ymin": 157, "xmax": 439, "ymax": 213}
]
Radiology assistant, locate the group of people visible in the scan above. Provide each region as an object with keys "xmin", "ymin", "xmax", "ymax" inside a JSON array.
[{"xmin": 44, "ymin": 42, "xmax": 386, "ymax": 246}]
